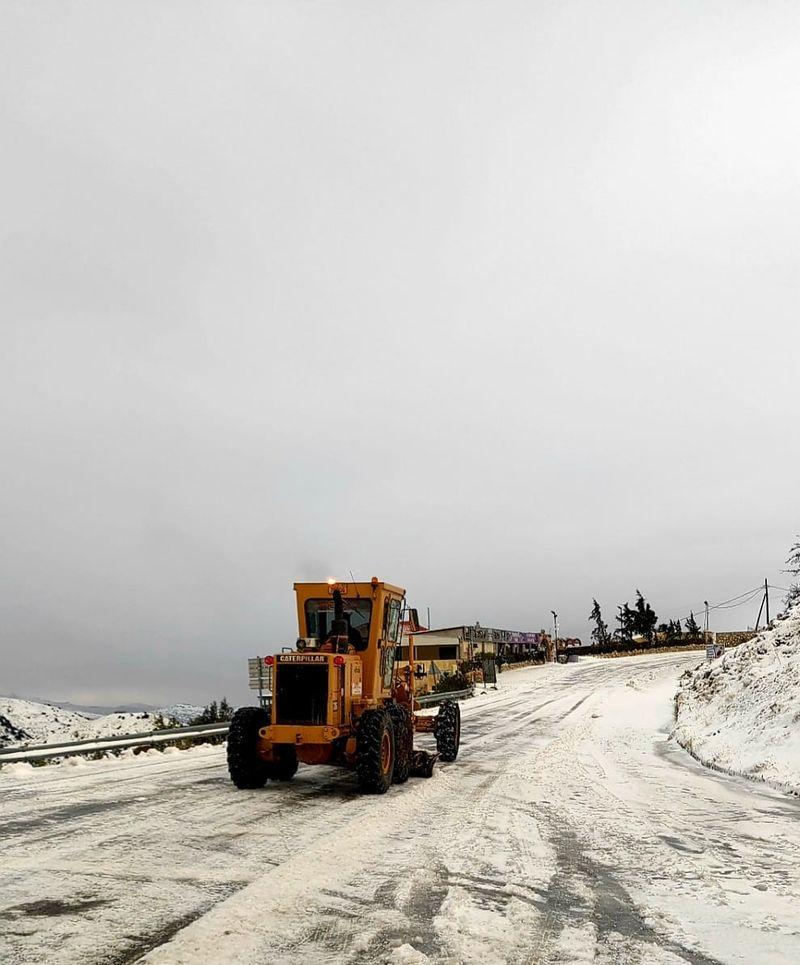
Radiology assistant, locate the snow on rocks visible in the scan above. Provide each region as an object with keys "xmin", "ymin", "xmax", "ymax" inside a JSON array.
[
  {"xmin": 673, "ymin": 603, "xmax": 800, "ymax": 795},
  {"xmin": 0, "ymin": 711, "xmax": 30, "ymax": 745}
]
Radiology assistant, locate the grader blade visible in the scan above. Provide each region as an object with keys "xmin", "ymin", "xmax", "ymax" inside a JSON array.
[{"xmin": 411, "ymin": 748, "xmax": 438, "ymax": 778}]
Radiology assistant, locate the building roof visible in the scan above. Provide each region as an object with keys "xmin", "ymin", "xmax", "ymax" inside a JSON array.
[
  {"xmin": 409, "ymin": 626, "xmax": 467, "ymax": 637},
  {"xmin": 399, "ymin": 621, "xmax": 427, "ymax": 639}
]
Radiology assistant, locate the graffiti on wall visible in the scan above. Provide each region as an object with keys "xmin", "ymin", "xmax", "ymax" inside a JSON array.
[{"xmin": 467, "ymin": 626, "xmax": 545, "ymax": 648}]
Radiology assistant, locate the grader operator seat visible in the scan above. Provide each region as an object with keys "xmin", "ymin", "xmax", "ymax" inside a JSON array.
[
  {"xmin": 320, "ymin": 589, "xmax": 363, "ymax": 653},
  {"xmin": 307, "ymin": 590, "xmax": 370, "ymax": 652}
]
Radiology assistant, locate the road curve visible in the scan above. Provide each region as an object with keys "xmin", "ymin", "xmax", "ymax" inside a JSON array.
[{"xmin": 1, "ymin": 653, "xmax": 798, "ymax": 964}]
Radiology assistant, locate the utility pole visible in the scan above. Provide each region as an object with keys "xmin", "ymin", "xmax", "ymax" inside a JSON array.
[
  {"xmin": 426, "ymin": 606, "xmax": 431, "ymax": 631},
  {"xmin": 551, "ymin": 610, "xmax": 558, "ymax": 662},
  {"xmin": 704, "ymin": 600, "xmax": 709, "ymax": 640},
  {"xmin": 755, "ymin": 580, "xmax": 771, "ymax": 633},
  {"xmin": 755, "ymin": 586, "xmax": 765, "ymax": 632}
]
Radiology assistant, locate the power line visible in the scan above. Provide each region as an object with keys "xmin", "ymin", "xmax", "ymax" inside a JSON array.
[
  {"xmin": 612, "ymin": 580, "xmax": 789, "ymax": 634},
  {"xmin": 669, "ymin": 586, "xmax": 763, "ymax": 626},
  {"xmin": 708, "ymin": 586, "xmax": 764, "ymax": 608},
  {"xmin": 712, "ymin": 589, "xmax": 764, "ymax": 611},
  {"xmin": 664, "ymin": 586, "xmax": 761, "ymax": 623}
]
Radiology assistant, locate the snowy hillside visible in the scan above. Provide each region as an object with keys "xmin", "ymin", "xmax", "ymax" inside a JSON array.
[
  {"xmin": 673, "ymin": 603, "xmax": 800, "ymax": 795},
  {"xmin": 0, "ymin": 697, "xmax": 160, "ymax": 748},
  {"xmin": 158, "ymin": 703, "xmax": 204, "ymax": 725}
]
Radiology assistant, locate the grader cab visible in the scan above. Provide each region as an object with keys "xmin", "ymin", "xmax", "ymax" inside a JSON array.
[{"xmin": 227, "ymin": 578, "xmax": 461, "ymax": 793}]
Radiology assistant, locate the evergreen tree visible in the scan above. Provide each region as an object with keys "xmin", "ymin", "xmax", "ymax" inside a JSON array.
[
  {"xmin": 589, "ymin": 599, "xmax": 610, "ymax": 647},
  {"xmin": 784, "ymin": 537, "xmax": 800, "ymax": 609},
  {"xmin": 664, "ymin": 618, "xmax": 682, "ymax": 643},
  {"xmin": 659, "ymin": 619, "xmax": 682, "ymax": 644},
  {"xmin": 685, "ymin": 611, "xmax": 700, "ymax": 638},
  {"xmin": 190, "ymin": 699, "xmax": 232, "ymax": 726},
  {"xmin": 151, "ymin": 712, "xmax": 180, "ymax": 731},
  {"xmin": 616, "ymin": 602, "xmax": 636, "ymax": 641},
  {"xmin": 634, "ymin": 590, "xmax": 658, "ymax": 643}
]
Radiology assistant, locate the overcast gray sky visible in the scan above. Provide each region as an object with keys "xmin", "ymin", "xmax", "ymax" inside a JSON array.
[{"xmin": 1, "ymin": 1, "xmax": 798, "ymax": 707}]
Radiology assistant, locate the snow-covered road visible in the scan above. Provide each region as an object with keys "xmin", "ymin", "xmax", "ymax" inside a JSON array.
[{"xmin": 2, "ymin": 653, "xmax": 799, "ymax": 965}]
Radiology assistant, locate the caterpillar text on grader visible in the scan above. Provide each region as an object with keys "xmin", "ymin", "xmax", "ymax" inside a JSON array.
[{"xmin": 227, "ymin": 578, "xmax": 461, "ymax": 793}]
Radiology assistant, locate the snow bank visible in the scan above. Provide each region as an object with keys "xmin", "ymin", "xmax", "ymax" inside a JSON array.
[
  {"xmin": 0, "ymin": 741, "xmax": 220, "ymax": 780},
  {"xmin": 673, "ymin": 604, "xmax": 800, "ymax": 795}
]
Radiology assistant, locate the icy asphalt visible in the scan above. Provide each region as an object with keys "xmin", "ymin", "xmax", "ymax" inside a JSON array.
[{"xmin": 1, "ymin": 653, "xmax": 799, "ymax": 965}]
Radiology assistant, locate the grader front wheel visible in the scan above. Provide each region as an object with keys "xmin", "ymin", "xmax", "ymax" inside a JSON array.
[
  {"xmin": 227, "ymin": 706, "xmax": 272, "ymax": 789},
  {"xmin": 435, "ymin": 699, "xmax": 461, "ymax": 762},
  {"xmin": 356, "ymin": 709, "xmax": 395, "ymax": 794}
]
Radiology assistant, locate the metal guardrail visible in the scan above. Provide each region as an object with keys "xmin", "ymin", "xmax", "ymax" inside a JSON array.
[
  {"xmin": 415, "ymin": 688, "xmax": 472, "ymax": 707},
  {"xmin": 0, "ymin": 721, "xmax": 231, "ymax": 765},
  {"xmin": 0, "ymin": 692, "xmax": 477, "ymax": 765}
]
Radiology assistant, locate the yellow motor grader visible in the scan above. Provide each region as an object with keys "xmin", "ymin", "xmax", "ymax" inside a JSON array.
[{"xmin": 227, "ymin": 578, "xmax": 461, "ymax": 793}]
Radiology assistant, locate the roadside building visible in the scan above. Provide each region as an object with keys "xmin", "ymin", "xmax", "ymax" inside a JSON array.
[{"xmin": 397, "ymin": 623, "xmax": 548, "ymax": 692}]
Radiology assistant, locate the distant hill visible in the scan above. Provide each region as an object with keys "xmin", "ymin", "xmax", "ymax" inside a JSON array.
[
  {"xmin": 157, "ymin": 703, "xmax": 206, "ymax": 725},
  {"xmin": 18, "ymin": 697, "xmax": 161, "ymax": 717},
  {"xmin": 0, "ymin": 697, "xmax": 203, "ymax": 748}
]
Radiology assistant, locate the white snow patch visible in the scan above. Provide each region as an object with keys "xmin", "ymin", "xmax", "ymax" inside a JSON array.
[
  {"xmin": 388, "ymin": 944, "xmax": 430, "ymax": 964},
  {"xmin": 550, "ymin": 921, "xmax": 598, "ymax": 963},
  {"xmin": 0, "ymin": 739, "xmax": 218, "ymax": 779},
  {"xmin": 1, "ymin": 761, "xmax": 35, "ymax": 778}
]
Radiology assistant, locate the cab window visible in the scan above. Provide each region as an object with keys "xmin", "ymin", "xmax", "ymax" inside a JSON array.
[
  {"xmin": 304, "ymin": 598, "xmax": 372, "ymax": 651},
  {"xmin": 385, "ymin": 599, "xmax": 402, "ymax": 642},
  {"xmin": 381, "ymin": 644, "xmax": 396, "ymax": 689}
]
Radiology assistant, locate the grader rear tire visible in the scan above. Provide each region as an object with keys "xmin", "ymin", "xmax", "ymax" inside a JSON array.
[
  {"xmin": 356, "ymin": 709, "xmax": 395, "ymax": 794},
  {"xmin": 387, "ymin": 704, "xmax": 412, "ymax": 784},
  {"xmin": 227, "ymin": 707, "xmax": 271, "ymax": 789},
  {"xmin": 435, "ymin": 699, "xmax": 461, "ymax": 762}
]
